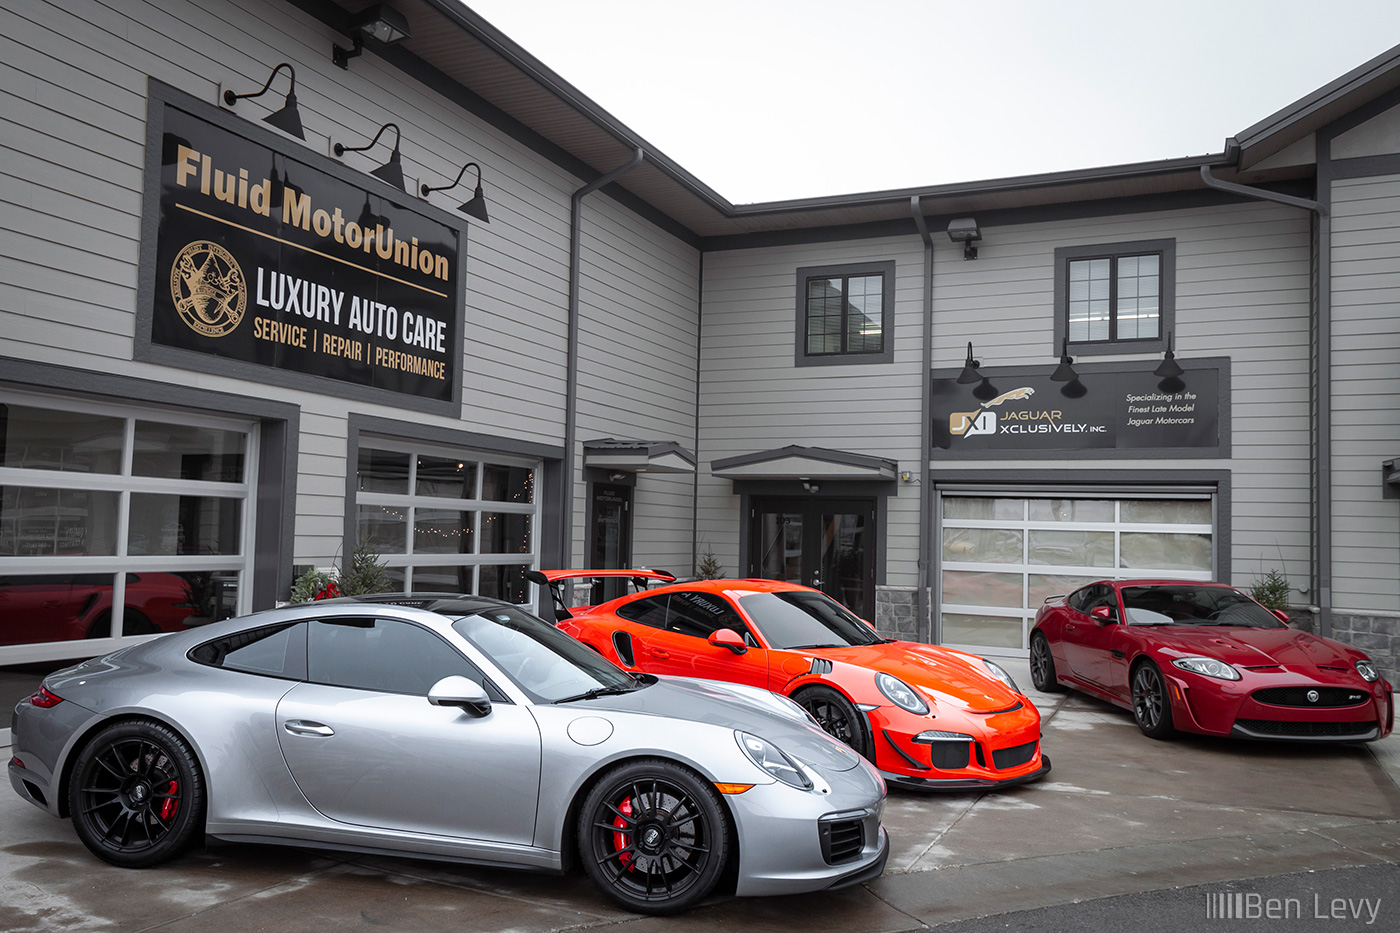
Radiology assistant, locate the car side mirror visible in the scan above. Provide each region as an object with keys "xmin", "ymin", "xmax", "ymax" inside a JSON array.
[
  {"xmin": 428, "ymin": 675, "xmax": 492, "ymax": 717},
  {"xmin": 1090, "ymin": 605, "xmax": 1117, "ymax": 624},
  {"xmin": 708, "ymin": 628, "xmax": 747, "ymax": 655},
  {"xmin": 1272, "ymin": 609, "xmax": 1290, "ymax": 624}
]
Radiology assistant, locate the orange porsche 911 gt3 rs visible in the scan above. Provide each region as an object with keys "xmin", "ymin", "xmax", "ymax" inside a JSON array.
[{"xmin": 533, "ymin": 570, "xmax": 1050, "ymax": 791}]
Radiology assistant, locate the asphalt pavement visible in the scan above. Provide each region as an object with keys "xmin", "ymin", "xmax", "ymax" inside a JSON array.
[{"xmin": 3, "ymin": 658, "xmax": 1398, "ymax": 932}]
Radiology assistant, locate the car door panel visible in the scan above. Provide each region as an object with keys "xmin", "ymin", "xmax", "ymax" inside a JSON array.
[{"xmin": 276, "ymin": 682, "xmax": 542, "ymax": 844}]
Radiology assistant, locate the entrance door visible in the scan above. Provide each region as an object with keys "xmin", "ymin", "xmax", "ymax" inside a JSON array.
[
  {"xmin": 588, "ymin": 483, "xmax": 632, "ymax": 603},
  {"xmin": 749, "ymin": 498, "xmax": 875, "ymax": 619}
]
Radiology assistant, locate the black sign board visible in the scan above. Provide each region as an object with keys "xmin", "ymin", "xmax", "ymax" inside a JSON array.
[
  {"xmin": 136, "ymin": 84, "xmax": 464, "ymax": 412},
  {"xmin": 932, "ymin": 359, "xmax": 1228, "ymax": 459}
]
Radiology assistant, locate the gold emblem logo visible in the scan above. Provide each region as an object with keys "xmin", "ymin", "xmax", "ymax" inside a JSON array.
[{"xmin": 170, "ymin": 241, "xmax": 246, "ymax": 337}]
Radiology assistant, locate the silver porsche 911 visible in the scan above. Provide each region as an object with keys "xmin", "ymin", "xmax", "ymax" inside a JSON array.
[{"xmin": 8, "ymin": 594, "xmax": 888, "ymax": 914}]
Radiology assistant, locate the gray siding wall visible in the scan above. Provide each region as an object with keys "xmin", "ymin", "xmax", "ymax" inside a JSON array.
[
  {"xmin": 1329, "ymin": 174, "xmax": 1400, "ymax": 614},
  {"xmin": 699, "ymin": 238, "xmax": 928, "ymax": 582},
  {"xmin": 2, "ymin": 0, "xmax": 698, "ymax": 577},
  {"xmin": 699, "ymin": 201, "xmax": 1312, "ymax": 598}
]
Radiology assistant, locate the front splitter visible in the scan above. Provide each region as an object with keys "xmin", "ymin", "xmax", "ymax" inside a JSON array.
[{"xmin": 881, "ymin": 756, "xmax": 1051, "ymax": 792}]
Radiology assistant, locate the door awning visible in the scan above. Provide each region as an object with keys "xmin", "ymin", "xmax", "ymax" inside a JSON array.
[
  {"xmin": 710, "ymin": 445, "xmax": 897, "ymax": 481},
  {"xmin": 582, "ymin": 438, "xmax": 696, "ymax": 474}
]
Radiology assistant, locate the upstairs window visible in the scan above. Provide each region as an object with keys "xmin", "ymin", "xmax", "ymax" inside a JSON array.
[
  {"xmin": 795, "ymin": 261, "xmax": 895, "ymax": 366},
  {"xmin": 1053, "ymin": 240, "xmax": 1174, "ymax": 355}
]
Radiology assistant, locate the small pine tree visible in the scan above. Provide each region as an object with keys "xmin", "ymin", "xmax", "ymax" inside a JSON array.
[
  {"xmin": 1249, "ymin": 568, "xmax": 1291, "ymax": 612},
  {"xmin": 338, "ymin": 537, "xmax": 389, "ymax": 596},
  {"xmin": 697, "ymin": 548, "xmax": 724, "ymax": 580}
]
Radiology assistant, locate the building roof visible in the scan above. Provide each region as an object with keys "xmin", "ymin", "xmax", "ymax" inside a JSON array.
[{"xmin": 318, "ymin": 1, "xmax": 1400, "ymax": 243}]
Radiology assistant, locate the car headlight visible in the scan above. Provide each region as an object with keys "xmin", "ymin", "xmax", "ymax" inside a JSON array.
[
  {"xmin": 981, "ymin": 659, "xmax": 1020, "ymax": 694},
  {"xmin": 735, "ymin": 731, "xmax": 812, "ymax": 789},
  {"xmin": 876, "ymin": 672, "xmax": 929, "ymax": 714},
  {"xmin": 1171, "ymin": 657, "xmax": 1241, "ymax": 681},
  {"xmin": 1356, "ymin": 659, "xmax": 1379, "ymax": 683}
]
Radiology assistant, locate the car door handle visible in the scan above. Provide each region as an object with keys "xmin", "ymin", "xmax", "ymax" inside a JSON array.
[
  {"xmin": 283, "ymin": 720, "xmax": 334, "ymax": 737},
  {"xmin": 650, "ymin": 648, "xmax": 670, "ymax": 660}
]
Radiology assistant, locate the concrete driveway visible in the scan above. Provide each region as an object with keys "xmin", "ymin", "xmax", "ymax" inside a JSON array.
[{"xmin": 4, "ymin": 660, "xmax": 1398, "ymax": 932}]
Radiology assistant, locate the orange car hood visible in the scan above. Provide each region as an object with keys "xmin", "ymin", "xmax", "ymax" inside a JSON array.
[{"xmin": 807, "ymin": 641, "xmax": 1021, "ymax": 713}]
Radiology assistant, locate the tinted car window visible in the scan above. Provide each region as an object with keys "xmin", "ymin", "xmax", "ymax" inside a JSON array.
[
  {"xmin": 615, "ymin": 594, "xmax": 670, "ymax": 629},
  {"xmin": 307, "ymin": 618, "xmax": 489, "ymax": 696},
  {"xmin": 190, "ymin": 622, "xmax": 307, "ymax": 679},
  {"xmin": 453, "ymin": 604, "xmax": 637, "ymax": 703},
  {"xmin": 1121, "ymin": 585, "xmax": 1283, "ymax": 628},
  {"xmin": 665, "ymin": 590, "xmax": 748, "ymax": 640},
  {"xmin": 737, "ymin": 591, "xmax": 882, "ymax": 650}
]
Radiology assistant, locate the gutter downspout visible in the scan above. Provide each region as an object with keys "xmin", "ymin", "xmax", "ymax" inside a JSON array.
[
  {"xmin": 911, "ymin": 197, "xmax": 935, "ymax": 644},
  {"xmin": 1199, "ymin": 164, "xmax": 1330, "ymax": 635},
  {"xmin": 564, "ymin": 148, "xmax": 645, "ymax": 592}
]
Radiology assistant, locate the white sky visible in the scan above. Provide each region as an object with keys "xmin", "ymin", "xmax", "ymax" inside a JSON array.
[{"xmin": 463, "ymin": 0, "xmax": 1400, "ymax": 204}]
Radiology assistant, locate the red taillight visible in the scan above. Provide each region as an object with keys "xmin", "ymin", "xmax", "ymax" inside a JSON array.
[{"xmin": 29, "ymin": 687, "xmax": 64, "ymax": 708}]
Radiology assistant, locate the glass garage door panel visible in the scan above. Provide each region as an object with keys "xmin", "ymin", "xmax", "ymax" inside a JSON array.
[{"xmin": 939, "ymin": 494, "xmax": 1213, "ymax": 653}]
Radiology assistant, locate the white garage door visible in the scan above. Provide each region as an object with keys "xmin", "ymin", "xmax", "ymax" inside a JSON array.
[{"xmin": 938, "ymin": 490, "xmax": 1215, "ymax": 655}]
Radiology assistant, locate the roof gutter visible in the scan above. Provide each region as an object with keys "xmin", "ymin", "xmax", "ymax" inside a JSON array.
[
  {"xmin": 910, "ymin": 198, "xmax": 935, "ymax": 644},
  {"xmin": 1198, "ymin": 164, "xmax": 1325, "ymax": 216},
  {"xmin": 563, "ymin": 148, "xmax": 645, "ymax": 584},
  {"xmin": 1200, "ymin": 164, "xmax": 1330, "ymax": 637}
]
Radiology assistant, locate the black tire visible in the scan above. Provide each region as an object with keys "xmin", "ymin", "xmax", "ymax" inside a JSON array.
[
  {"xmin": 85, "ymin": 612, "xmax": 112, "ymax": 639},
  {"xmin": 578, "ymin": 759, "xmax": 729, "ymax": 914},
  {"xmin": 1029, "ymin": 633, "xmax": 1066, "ymax": 693},
  {"xmin": 68, "ymin": 720, "xmax": 206, "ymax": 867},
  {"xmin": 1131, "ymin": 660, "xmax": 1175, "ymax": 739},
  {"xmin": 795, "ymin": 685, "xmax": 872, "ymax": 760},
  {"xmin": 121, "ymin": 611, "xmax": 158, "ymax": 636}
]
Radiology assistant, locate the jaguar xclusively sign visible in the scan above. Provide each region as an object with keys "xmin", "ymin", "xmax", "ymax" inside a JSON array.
[{"xmin": 9, "ymin": 595, "xmax": 888, "ymax": 914}]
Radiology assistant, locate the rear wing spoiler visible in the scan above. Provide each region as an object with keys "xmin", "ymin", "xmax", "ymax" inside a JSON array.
[{"xmin": 525, "ymin": 568, "xmax": 677, "ymax": 622}]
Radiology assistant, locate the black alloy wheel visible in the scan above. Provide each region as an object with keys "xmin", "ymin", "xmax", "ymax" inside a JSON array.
[
  {"xmin": 69, "ymin": 720, "xmax": 206, "ymax": 867},
  {"xmin": 579, "ymin": 759, "xmax": 728, "ymax": 914},
  {"xmin": 1131, "ymin": 661, "xmax": 1175, "ymax": 739},
  {"xmin": 796, "ymin": 685, "xmax": 872, "ymax": 761},
  {"xmin": 1029, "ymin": 634, "xmax": 1066, "ymax": 693}
]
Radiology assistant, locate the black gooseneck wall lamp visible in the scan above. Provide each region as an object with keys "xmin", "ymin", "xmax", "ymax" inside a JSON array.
[
  {"xmin": 421, "ymin": 162, "xmax": 491, "ymax": 223},
  {"xmin": 956, "ymin": 342, "xmax": 999, "ymax": 401},
  {"xmin": 223, "ymin": 63, "xmax": 305, "ymax": 140},
  {"xmin": 1154, "ymin": 331, "xmax": 1184, "ymax": 378},
  {"xmin": 1051, "ymin": 336, "xmax": 1079, "ymax": 383},
  {"xmin": 334, "ymin": 122, "xmax": 406, "ymax": 192},
  {"xmin": 956, "ymin": 342, "xmax": 982, "ymax": 384}
]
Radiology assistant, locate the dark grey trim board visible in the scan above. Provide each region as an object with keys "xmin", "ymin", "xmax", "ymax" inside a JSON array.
[
  {"xmin": 930, "ymin": 356, "xmax": 1232, "ymax": 461},
  {"xmin": 0, "ymin": 357, "xmax": 300, "ymax": 610},
  {"xmin": 1053, "ymin": 239, "xmax": 1176, "ymax": 357},
  {"xmin": 134, "ymin": 79, "xmax": 468, "ymax": 419},
  {"xmin": 343, "ymin": 414, "xmax": 568, "ymax": 573},
  {"xmin": 1328, "ymin": 153, "xmax": 1400, "ymax": 179},
  {"xmin": 794, "ymin": 260, "xmax": 897, "ymax": 367},
  {"xmin": 930, "ymin": 468, "xmax": 1234, "ymax": 583},
  {"xmin": 699, "ymin": 183, "xmax": 1314, "ymax": 253}
]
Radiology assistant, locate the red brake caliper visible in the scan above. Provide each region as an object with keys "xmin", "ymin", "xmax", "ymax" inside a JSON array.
[
  {"xmin": 613, "ymin": 796, "xmax": 633, "ymax": 870},
  {"xmin": 160, "ymin": 781, "xmax": 179, "ymax": 820}
]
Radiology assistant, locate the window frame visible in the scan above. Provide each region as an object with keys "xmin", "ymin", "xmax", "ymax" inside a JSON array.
[
  {"xmin": 794, "ymin": 260, "xmax": 896, "ymax": 367},
  {"xmin": 1053, "ymin": 239, "xmax": 1175, "ymax": 356}
]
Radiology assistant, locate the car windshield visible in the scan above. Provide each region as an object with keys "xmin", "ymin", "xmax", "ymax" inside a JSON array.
[
  {"xmin": 1119, "ymin": 585, "xmax": 1284, "ymax": 628},
  {"xmin": 452, "ymin": 605, "xmax": 639, "ymax": 702},
  {"xmin": 737, "ymin": 591, "xmax": 883, "ymax": 650}
]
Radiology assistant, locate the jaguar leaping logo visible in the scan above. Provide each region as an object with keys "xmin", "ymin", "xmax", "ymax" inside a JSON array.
[{"xmin": 949, "ymin": 387, "xmax": 1036, "ymax": 437}]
